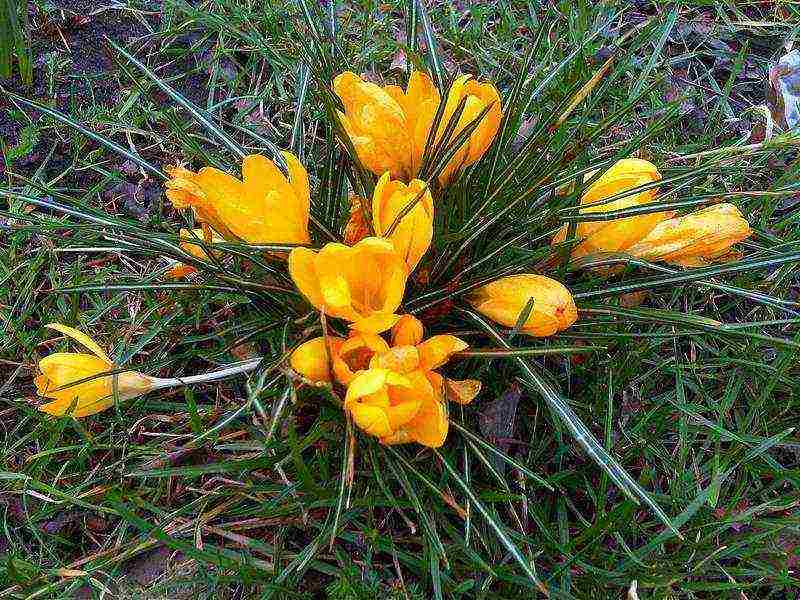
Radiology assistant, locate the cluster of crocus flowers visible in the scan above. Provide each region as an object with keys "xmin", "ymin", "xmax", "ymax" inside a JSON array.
[
  {"xmin": 287, "ymin": 172, "xmax": 578, "ymax": 445},
  {"xmin": 333, "ymin": 71, "xmax": 502, "ymax": 185},
  {"xmin": 33, "ymin": 62, "xmax": 757, "ymax": 459},
  {"xmin": 552, "ymin": 158, "xmax": 752, "ymax": 266},
  {"xmin": 290, "ymin": 315, "xmax": 479, "ymax": 447},
  {"xmin": 35, "ymin": 324, "xmax": 156, "ymax": 417}
]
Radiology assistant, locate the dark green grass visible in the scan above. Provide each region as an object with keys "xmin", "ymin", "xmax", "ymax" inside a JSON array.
[
  {"xmin": 0, "ymin": 0, "xmax": 31, "ymax": 85},
  {"xmin": 2, "ymin": 1, "xmax": 800, "ymax": 598}
]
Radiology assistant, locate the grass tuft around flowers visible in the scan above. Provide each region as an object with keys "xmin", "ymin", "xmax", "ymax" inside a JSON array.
[{"xmin": 2, "ymin": 2, "xmax": 800, "ymax": 598}]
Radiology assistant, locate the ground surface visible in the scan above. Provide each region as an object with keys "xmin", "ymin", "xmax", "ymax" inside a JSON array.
[{"xmin": 2, "ymin": 1, "xmax": 800, "ymax": 599}]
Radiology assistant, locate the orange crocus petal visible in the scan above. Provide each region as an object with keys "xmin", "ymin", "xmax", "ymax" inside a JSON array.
[
  {"xmin": 178, "ymin": 228, "xmax": 212, "ymax": 260},
  {"xmin": 289, "ymin": 337, "xmax": 344, "ymax": 384},
  {"xmin": 332, "ymin": 69, "xmax": 501, "ymax": 186},
  {"xmin": 369, "ymin": 345, "xmax": 421, "ymax": 374},
  {"xmin": 463, "ymin": 80, "xmax": 502, "ymax": 165},
  {"xmin": 164, "ymin": 166, "xmax": 205, "ymax": 209},
  {"xmin": 445, "ymin": 378, "xmax": 482, "ymax": 405},
  {"xmin": 333, "ymin": 333, "xmax": 390, "ymax": 385},
  {"xmin": 166, "ymin": 227, "xmax": 226, "ymax": 279},
  {"xmin": 391, "ymin": 315, "xmax": 425, "ymax": 346},
  {"xmin": 37, "ymin": 355, "xmax": 153, "ymax": 417},
  {"xmin": 417, "ymin": 335, "xmax": 468, "ymax": 370},
  {"xmin": 384, "ymin": 369, "xmax": 428, "ymax": 428},
  {"xmin": 627, "ymin": 203, "xmax": 751, "ymax": 267},
  {"xmin": 288, "ymin": 247, "xmax": 326, "ymax": 309},
  {"xmin": 166, "ymin": 263, "xmax": 198, "ymax": 279},
  {"xmin": 343, "ymin": 195, "xmax": 371, "ymax": 245},
  {"xmin": 469, "ymin": 274, "xmax": 578, "ymax": 337},
  {"xmin": 345, "ymin": 368, "xmax": 415, "ymax": 438},
  {"xmin": 350, "ymin": 312, "xmax": 403, "ymax": 334},
  {"xmin": 45, "ymin": 323, "xmax": 112, "ymax": 363},
  {"xmin": 350, "ymin": 403, "xmax": 393, "ymax": 438},
  {"xmin": 345, "ymin": 369, "xmax": 387, "ymax": 405},
  {"xmin": 398, "ymin": 71, "xmax": 440, "ymax": 175},
  {"xmin": 37, "ymin": 353, "xmax": 113, "ymax": 400},
  {"xmin": 282, "ymin": 151, "xmax": 311, "ymax": 220},
  {"xmin": 39, "ymin": 370, "xmax": 153, "ymax": 418}
]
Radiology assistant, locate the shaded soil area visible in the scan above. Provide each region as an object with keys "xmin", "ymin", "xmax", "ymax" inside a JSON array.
[
  {"xmin": 0, "ymin": 0, "xmax": 215, "ymax": 217},
  {"xmin": 1, "ymin": 1, "xmax": 150, "ymax": 159}
]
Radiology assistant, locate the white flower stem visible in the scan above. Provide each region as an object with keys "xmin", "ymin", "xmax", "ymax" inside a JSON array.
[{"xmin": 150, "ymin": 357, "xmax": 263, "ymax": 390}]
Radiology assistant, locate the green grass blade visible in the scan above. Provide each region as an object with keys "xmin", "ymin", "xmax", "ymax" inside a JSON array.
[
  {"xmin": 461, "ymin": 307, "xmax": 682, "ymax": 539},
  {"xmin": 3, "ymin": 91, "xmax": 165, "ymax": 180},
  {"xmin": 106, "ymin": 37, "xmax": 247, "ymax": 162},
  {"xmin": 412, "ymin": 0, "xmax": 444, "ymax": 91}
]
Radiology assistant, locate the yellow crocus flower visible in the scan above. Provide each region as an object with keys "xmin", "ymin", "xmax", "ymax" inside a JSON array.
[
  {"xmin": 627, "ymin": 203, "xmax": 752, "ymax": 267},
  {"xmin": 345, "ymin": 368, "xmax": 430, "ymax": 441},
  {"xmin": 333, "ymin": 70, "xmax": 438, "ymax": 181},
  {"xmin": 349, "ymin": 315, "xmax": 478, "ymax": 447},
  {"xmin": 372, "ymin": 172, "xmax": 434, "ymax": 272},
  {"xmin": 288, "ymin": 237, "xmax": 408, "ymax": 334},
  {"xmin": 553, "ymin": 158, "xmax": 668, "ymax": 259},
  {"xmin": 35, "ymin": 324, "xmax": 155, "ymax": 418},
  {"xmin": 333, "ymin": 71, "xmax": 501, "ymax": 185},
  {"xmin": 290, "ymin": 332, "xmax": 390, "ymax": 386},
  {"xmin": 469, "ymin": 274, "xmax": 578, "ymax": 337},
  {"xmin": 165, "ymin": 152, "xmax": 310, "ymax": 245},
  {"xmin": 421, "ymin": 74, "xmax": 502, "ymax": 185}
]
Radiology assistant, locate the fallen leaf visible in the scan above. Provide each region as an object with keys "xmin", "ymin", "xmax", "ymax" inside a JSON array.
[
  {"xmin": 767, "ymin": 48, "xmax": 800, "ymax": 130},
  {"xmin": 479, "ymin": 384, "xmax": 521, "ymax": 474}
]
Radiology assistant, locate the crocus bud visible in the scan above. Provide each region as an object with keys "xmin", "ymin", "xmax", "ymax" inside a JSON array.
[
  {"xmin": 553, "ymin": 158, "xmax": 668, "ymax": 258},
  {"xmin": 469, "ymin": 274, "xmax": 577, "ymax": 337},
  {"xmin": 289, "ymin": 337, "xmax": 344, "ymax": 385},
  {"xmin": 372, "ymin": 173, "xmax": 434, "ymax": 273},
  {"xmin": 391, "ymin": 315, "xmax": 425, "ymax": 346},
  {"xmin": 627, "ymin": 203, "xmax": 752, "ymax": 267},
  {"xmin": 36, "ymin": 324, "xmax": 155, "ymax": 418}
]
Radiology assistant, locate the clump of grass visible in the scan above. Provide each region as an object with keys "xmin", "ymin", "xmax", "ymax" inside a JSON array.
[
  {"xmin": 0, "ymin": 0, "xmax": 32, "ymax": 85},
  {"xmin": 2, "ymin": 2, "xmax": 800, "ymax": 598}
]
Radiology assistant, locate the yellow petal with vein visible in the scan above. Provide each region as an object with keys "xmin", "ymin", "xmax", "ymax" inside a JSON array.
[{"xmin": 45, "ymin": 324, "xmax": 112, "ymax": 364}]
